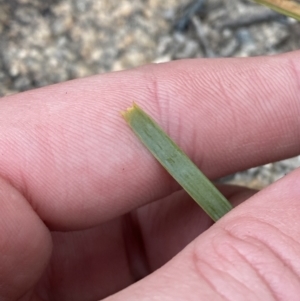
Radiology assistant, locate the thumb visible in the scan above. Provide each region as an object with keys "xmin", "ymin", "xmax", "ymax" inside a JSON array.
[
  {"xmin": 105, "ymin": 169, "xmax": 300, "ymax": 300},
  {"xmin": 0, "ymin": 177, "xmax": 52, "ymax": 300}
]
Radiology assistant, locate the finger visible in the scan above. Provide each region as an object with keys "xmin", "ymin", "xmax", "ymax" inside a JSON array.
[
  {"xmin": 0, "ymin": 51, "xmax": 299, "ymax": 229},
  {"xmin": 0, "ymin": 177, "xmax": 51, "ymax": 300},
  {"xmin": 105, "ymin": 169, "xmax": 300, "ymax": 301},
  {"xmin": 36, "ymin": 221, "xmax": 133, "ymax": 301},
  {"xmin": 35, "ymin": 185, "xmax": 255, "ymax": 300}
]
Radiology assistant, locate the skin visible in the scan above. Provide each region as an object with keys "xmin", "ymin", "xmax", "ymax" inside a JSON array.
[{"xmin": 0, "ymin": 51, "xmax": 300, "ymax": 301}]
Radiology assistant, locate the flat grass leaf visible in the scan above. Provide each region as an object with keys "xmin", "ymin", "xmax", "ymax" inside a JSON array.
[
  {"xmin": 254, "ymin": 0, "xmax": 300, "ymax": 20},
  {"xmin": 122, "ymin": 103, "xmax": 232, "ymax": 222}
]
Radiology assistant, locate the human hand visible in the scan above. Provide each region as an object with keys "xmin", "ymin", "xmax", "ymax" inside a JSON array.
[{"xmin": 1, "ymin": 51, "xmax": 300, "ymax": 300}]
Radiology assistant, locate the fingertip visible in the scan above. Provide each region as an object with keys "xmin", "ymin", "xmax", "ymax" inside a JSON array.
[{"xmin": 0, "ymin": 177, "xmax": 52, "ymax": 299}]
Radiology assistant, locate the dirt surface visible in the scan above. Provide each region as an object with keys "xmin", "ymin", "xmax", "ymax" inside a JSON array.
[
  {"xmin": 0, "ymin": 0, "xmax": 187, "ymax": 95},
  {"xmin": 0, "ymin": 0, "xmax": 299, "ymax": 188}
]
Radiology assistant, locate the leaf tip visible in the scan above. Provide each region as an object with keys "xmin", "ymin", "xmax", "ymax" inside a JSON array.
[{"xmin": 121, "ymin": 102, "xmax": 139, "ymax": 121}]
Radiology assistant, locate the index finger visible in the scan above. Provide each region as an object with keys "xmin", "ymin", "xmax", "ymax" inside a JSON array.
[{"xmin": 0, "ymin": 51, "xmax": 299, "ymax": 229}]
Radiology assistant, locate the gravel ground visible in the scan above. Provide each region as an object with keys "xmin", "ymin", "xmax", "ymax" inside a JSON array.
[{"xmin": 0, "ymin": 0, "xmax": 299, "ymax": 188}]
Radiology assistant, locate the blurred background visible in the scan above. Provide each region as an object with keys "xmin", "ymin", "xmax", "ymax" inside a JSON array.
[{"xmin": 0, "ymin": 0, "xmax": 300, "ymax": 188}]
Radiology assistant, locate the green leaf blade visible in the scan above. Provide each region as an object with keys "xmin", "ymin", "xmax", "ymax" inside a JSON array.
[{"xmin": 122, "ymin": 103, "xmax": 232, "ymax": 222}]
